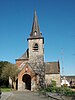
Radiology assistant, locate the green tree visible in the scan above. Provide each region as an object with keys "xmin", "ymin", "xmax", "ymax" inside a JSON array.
[
  {"xmin": 1, "ymin": 62, "xmax": 18, "ymax": 89},
  {"xmin": 0, "ymin": 61, "xmax": 9, "ymax": 86},
  {"xmin": 0, "ymin": 61, "xmax": 9, "ymax": 77}
]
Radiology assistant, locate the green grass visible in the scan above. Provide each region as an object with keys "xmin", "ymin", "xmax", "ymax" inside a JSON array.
[{"xmin": 1, "ymin": 88, "xmax": 11, "ymax": 92}]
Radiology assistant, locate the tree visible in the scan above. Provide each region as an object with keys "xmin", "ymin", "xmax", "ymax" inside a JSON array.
[
  {"xmin": 1, "ymin": 62, "xmax": 18, "ymax": 89},
  {"xmin": 0, "ymin": 61, "xmax": 9, "ymax": 87},
  {"xmin": 0, "ymin": 61, "xmax": 9, "ymax": 77}
]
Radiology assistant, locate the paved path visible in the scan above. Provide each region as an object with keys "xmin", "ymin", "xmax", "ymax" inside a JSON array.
[
  {"xmin": 0, "ymin": 91, "xmax": 74, "ymax": 100},
  {"xmin": 5, "ymin": 91, "xmax": 54, "ymax": 100},
  {"xmin": 0, "ymin": 92, "xmax": 12, "ymax": 100}
]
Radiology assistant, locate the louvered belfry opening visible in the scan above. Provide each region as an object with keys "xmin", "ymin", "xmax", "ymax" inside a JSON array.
[{"xmin": 33, "ymin": 43, "xmax": 38, "ymax": 51}]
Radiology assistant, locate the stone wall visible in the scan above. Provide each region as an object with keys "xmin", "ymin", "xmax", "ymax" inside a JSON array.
[
  {"xmin": 45, "ymin": 74, "xmax": 61, "ymax": 87},
  {"xmin": 28, "ymin": 39, "xmax": 44, "ymax": 61},
  {"xmin": 28, "ymin": 38, "xmax": 45, "ymax": 89}
]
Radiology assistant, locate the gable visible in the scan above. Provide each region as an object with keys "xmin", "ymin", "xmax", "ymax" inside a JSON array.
[{"xmin": 18, "ymin": 62, "xmax": 35, "ymax": 78}]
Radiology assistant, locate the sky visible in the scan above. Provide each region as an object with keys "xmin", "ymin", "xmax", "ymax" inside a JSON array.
[{"xmin": 0, "ymin": 0, "xmax": 75, "ymax": 76}]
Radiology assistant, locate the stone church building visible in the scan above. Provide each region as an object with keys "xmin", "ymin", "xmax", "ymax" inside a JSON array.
[{"xmin": 16, "ymin": 11, "xmax": 60, "ymax": 91}]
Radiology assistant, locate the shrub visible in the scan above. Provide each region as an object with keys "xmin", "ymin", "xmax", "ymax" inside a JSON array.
[
  {"xmin": 51, "ymin": 80, "xmax": 56, "ymax": 87},
  {"xmin": 42, "ymin": 85, "xmax": 75, "ymax": 96},
  {"xmin": 63, "ymin": 88, "xmax": 75, "ymax": 96}
]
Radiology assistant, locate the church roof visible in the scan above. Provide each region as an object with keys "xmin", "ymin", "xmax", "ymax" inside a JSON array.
[
  {"xmin": 30, "ymin": 10, "xmax": 42, "ymax": 38},
  {"xmin": 45, "ymin": 62, "xmax": 60, "ymax": 74},
  {"xmin": 16, "ymin": 49, "xmax": 29, "ymax": 60}
]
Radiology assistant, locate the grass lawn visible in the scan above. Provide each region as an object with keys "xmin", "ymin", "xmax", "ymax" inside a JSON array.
[{"xmin": 1, "ymin": 88, "xmax": 12, "ymax": 92}]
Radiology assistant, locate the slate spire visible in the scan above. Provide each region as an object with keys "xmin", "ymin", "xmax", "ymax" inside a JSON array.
[{"xmin": 30, "ymin": 10, "xmax": 42, "ymax": 38}]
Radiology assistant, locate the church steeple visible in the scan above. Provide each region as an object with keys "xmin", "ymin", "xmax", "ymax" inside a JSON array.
[{"xmin": 30, "ymin": 10, "xmax": 42, "ymax": 38}]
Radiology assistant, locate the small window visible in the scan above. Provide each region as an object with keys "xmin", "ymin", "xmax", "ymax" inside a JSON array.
[{"xmin": 33, "ymin": 43, "xmax": 38, "ymax": 51}]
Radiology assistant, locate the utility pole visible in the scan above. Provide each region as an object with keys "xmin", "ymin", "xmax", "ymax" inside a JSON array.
[{"xmin": 61, "ymin": 48, "xmax": 64, "ymax": 76}]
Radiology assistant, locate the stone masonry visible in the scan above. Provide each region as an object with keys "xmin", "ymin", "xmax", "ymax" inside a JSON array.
[{"xmin": 15, "ymin": 10, "xmax": 60, "ymax": 91}]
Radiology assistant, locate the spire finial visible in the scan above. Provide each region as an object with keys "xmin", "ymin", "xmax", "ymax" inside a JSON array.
[
  {"xmin": 34, "ymin": 9, "xmax": 37, "ymax": 18},
  {"xmin": 34, "ymin": 9, "xmax": 36, "ymax": 16}
]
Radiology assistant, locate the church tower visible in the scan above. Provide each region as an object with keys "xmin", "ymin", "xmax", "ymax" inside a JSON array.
[
  {"xmin": 16, "ymin": 10, "xmax": 60, "ymax": 91},
  {"xmin": 27, "ymin": 10, "xmax": 45, "ymax": 88},
  {"xmin": 28, "ymin": 10, "xmax": 44, "ymax": 62}
]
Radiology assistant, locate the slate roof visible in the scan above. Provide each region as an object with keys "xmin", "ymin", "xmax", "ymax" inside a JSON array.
[
  {"xmin": 30, "ymin": 10, "xmax": 42, "ymax": 38},
  {"xmin": 45, "ymin": 62, "xmax": 60, "ymax": 74},
  {"xmin": 16, "ymin": 49, "xmax": 29, "ymax": 60}
]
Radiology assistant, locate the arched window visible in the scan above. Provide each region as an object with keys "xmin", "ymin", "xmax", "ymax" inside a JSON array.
[{"xmin": 33, "ymin": 43, "xmax": 38, "ymax": 51}]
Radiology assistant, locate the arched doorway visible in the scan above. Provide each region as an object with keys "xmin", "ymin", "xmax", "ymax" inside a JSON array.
[{"xmin": 22, "ymin": 74, "xmax": 31, "ymax": 90}]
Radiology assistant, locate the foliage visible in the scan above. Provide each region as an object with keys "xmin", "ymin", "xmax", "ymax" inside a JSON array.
[
  {"xmin": 63, "ymin": 87, "xmax": 75, "ymax": 96},
  {"xmin": 0, "ymin": 61, "xmax": 10, "ymax": 86},
  {"xmin": 38, "ymin": 80, "xmax": 75, "ymax": 97},
  {"xmin": 41, "ymin": 86, "xmax": 75, "ymax": 96},
  {"xmin": 51, "ymin": 80, "xmax": 56, "ymax": 87},
  {"xmin": 1, "ymin": 63, "xmax": 18, "ymax": 82},
  {"xmin": 0, "ymin": 61, "xmax": 9, "ymax": 77},
  {"xmin": 0, "ymin": 61, "xmax": 18, "ymax": 88}
]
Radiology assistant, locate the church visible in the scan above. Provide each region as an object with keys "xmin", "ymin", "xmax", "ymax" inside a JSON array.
[{"xmin": 15, "ymin": 10, "xmax": 60, "ymax": 91}]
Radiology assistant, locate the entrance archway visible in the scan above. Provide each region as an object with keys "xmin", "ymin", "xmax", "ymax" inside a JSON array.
[{"xmin": 22, "ymin": 74, "xmax": 31, "ymax": 90}]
